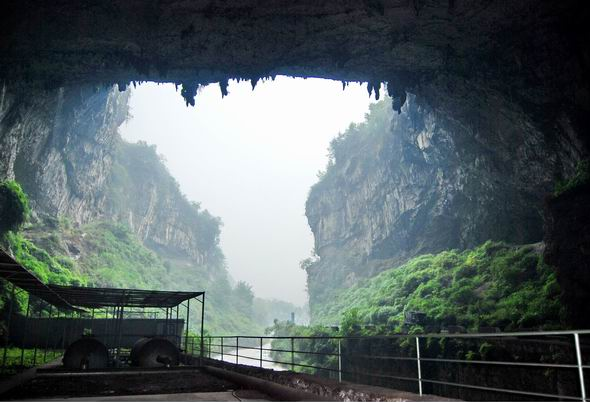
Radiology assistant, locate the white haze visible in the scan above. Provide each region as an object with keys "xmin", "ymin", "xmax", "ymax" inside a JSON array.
[{"xmin": 120, "ymin": 77, "xmax": 376, "ymax": 305}]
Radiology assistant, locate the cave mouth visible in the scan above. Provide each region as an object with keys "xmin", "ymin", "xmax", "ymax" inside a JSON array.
[{"xmin": 119, "ymin": 76, "xmax": 381, "ymax": 305}]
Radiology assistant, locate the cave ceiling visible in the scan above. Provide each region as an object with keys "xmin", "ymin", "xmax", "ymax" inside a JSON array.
[{"xmin": 1, "ymin": 0, "xmax": 589, "ymax": 149}]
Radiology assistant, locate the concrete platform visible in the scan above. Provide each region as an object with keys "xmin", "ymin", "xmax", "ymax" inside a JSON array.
[{"xmin": 39, "ymin": 390, "xmax": 271, "ymax": 401}]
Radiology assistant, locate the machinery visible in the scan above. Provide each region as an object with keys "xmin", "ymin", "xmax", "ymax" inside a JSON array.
[
  {"xmin": 63, "ymin": 337, "xmax": 109, "ymax": 370},
  {"xmin": 130, "ymin": 337, "xmax": 180, "ymax": 368}
]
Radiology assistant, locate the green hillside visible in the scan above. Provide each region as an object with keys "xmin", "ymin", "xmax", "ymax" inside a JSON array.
[{"xmin": 313, "ymin": 241, "xmax": 562, "ymax": 332}]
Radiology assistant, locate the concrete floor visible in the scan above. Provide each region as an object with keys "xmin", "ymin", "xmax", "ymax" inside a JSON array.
[{"xmin": 43, "ymin": 390, "xmax": 271, "ymax": 401}]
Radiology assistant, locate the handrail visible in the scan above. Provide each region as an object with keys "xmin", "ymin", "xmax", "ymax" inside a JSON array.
[{"xmin": 180, "ymin": 329, "xmax": 590, "ymax": 401}]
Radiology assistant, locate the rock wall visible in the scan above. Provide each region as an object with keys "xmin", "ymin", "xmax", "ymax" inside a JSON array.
[
  {"xmin": 106, "ymin": 140, "xmax": 222, "ymax": 264},
  {"xmin": 0, "ymin": 83, "xmax": 128, "ymax": 223},
  {"xmin": 0, "ymin": 83, "xmax": 221, "ymax": 266},
  {"xmin": 305, "ymin": 96, "xmax": 583, "ymax": 311}
]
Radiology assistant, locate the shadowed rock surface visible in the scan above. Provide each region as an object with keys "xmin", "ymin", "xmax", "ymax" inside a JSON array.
[{"xmin": 1, "ymin": 0, "xmax": 590, "ymax": 325}]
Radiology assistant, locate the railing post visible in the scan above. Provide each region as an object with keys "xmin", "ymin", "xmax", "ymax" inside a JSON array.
[
  {"xmin": 574, "ymin": 332, "xmax": 586, "ymax": 402},
  {"xmin": 260, "ymin": 337, "xmax": 263, "ymax": 368},
  {"xmin": 236, "ymin": 336, "xmax": 239, "ymax": 365},
  {"xmin": 221, "ymin": 337, "xmax": 224, "ymax": 361},
  {"xmin": 208, "ymin": 336, "xmax": 212, "ymax": 358},
  {"xmin": 338, "ymin": 339, "xmax": 342, "ymax": 383},
  {"xmin": 291, "ymin": 337, "xmax": 295, "ymax": 371},
  {"xmin": 416, "ymin": 336, "xmax": 423, "ymax": 396}
]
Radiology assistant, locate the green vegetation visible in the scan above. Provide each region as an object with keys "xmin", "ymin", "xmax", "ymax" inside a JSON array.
[
  {"xmin": 266, "ymin": 242, "xmax": 562, "ymax": 376},
  {"xmin": 75, "ymin": 222, "xmax": 171, "ymax": 289},
  {"xmin": 0, "ymin": 180, "xmax": 30, "ymax": 236},
  {"xmin": 0, "ymin": 348, "xmax": 62, "ymax": 374},
  {"xmin": 15, "ymin": 217, "xmax": 263, "ymax": 335},
  {"xmin": 0, "ymin": 177, "xmax": 263, "ymax": 335},
  {"xmin": 554, "ymin": 159, "xmax": 590, "ymax": 196},
  {"xmin": 314, "ymin": 241, "xmax": 561, "ymax": 332},
  {"xmin": 5, "ymin": 232, "xmax": 86, "ymax": 287}
]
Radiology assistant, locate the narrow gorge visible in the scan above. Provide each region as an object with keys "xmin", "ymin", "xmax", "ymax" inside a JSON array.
[{"xmin": 0, "ymin": 84, "xmax": 297, "ymax": 334}]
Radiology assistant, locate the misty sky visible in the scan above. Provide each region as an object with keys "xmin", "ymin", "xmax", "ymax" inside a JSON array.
[{"xmin": 120, "ymin": 77, "xmax": 377, "ymax": 305}]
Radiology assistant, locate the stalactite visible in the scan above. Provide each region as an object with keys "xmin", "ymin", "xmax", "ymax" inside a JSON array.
[
  {"xmin": 181, "ymin": 83, "xmax": 197, "ymax": 106},
  {"xmin": 219, "ymin": 79, "xmax": 229, "ymax": 98},
  {"xmin": 251, "ymin": 77, "xmax": 259, "ymax": 90}
]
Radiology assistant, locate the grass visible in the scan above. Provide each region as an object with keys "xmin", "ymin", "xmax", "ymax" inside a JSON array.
[{"xmin": 0, "ymin": 347, "xmax": 62, "ymax": 375}]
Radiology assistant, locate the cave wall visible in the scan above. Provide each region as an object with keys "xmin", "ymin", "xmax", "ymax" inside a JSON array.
[
  {"xmin": 1, "ymin": 0, "xmax": 588, "ymax": 156},
  {"xmin": 305, "ymin": 95, "xmax": 582, "ymax": 310},
  {"xmin": 1, "ymin": 0, "xmax": 589, "ymax": 323}
]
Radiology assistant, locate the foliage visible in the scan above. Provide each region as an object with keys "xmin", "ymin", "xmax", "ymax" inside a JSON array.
[
  {"xmin": 0, "ymin": 348, "xmax": 62, "ymax": 375},
  {"xmin": 75, "ymin": 222, "xmax": 172, "ymax": 289},
  {"xmin": 0, "ymin": 180, "xmax": 30, "ymax": 236},
  {"xmin": 5, "ymin": 232, "xmax": 86, "ymax": 287},
  {"xmin": 313, "ymin": 241, "xmax": 562, "ymax": 332},
  {"xmin": 554, "ymin": 159, "xmax": 590, "ymax": 196}
]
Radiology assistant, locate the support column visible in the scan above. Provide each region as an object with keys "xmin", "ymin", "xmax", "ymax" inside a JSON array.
[
  {"xmin": 200, "ymin": 294, "xmax": 205, "ymax": 359},
  {"xmin": 20, "ymin": 295, "xmax": 31, "ymax": 366},
  {"xmin": 1, "ymin": 284, "xmax": 16, "ymax": 369}
]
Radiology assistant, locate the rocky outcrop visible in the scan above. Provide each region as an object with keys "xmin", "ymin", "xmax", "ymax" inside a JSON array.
[
  {"xmin": 544, "ymin": 182, "xmax": 590, "ymax": 328},
  {"xmin": 0, "ymin": 84, "xmax": 128, "ymax": 223},
  {"xmin": 106, "ymin": 141, "xmax": 222, "ymax": 264},
  {"xmin": 0, "ymin": 83, "xmax": 221, "ymax": 266},
  {"xmin": 305, "ymin": 96, "xmax": 583, "ymax": 311}
]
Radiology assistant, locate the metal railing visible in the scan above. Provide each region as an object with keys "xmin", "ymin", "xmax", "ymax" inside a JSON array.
[{"xmin": 187, "ymin": 330, "xmax": 590, "ymax": 401}]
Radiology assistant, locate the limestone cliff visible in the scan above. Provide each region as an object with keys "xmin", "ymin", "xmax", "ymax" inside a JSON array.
[
  {"xmin": 0, "ymin": 83, "xmax": 221, "ymax": 268},
  {"xmin": 0, "ymin": 84, "xmax": 127, "ymax": 223},
  {"xmin": 305, "ymin": 96, "xmax": 583, "ymax": 314}
]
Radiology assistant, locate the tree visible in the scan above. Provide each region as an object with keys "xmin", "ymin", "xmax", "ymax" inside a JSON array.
[{"xmin": 234, "ymin": 281, "xmax": 254, "ymax": 315}]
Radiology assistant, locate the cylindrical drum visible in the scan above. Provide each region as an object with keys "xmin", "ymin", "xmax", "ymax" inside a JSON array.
[
  {"xmin": 130, "ymin": 337, "xmax": 180, "ymax": 368},
  {"xmin": 63, "ymin": 337, "xmax": 109, "ymax": 370}
]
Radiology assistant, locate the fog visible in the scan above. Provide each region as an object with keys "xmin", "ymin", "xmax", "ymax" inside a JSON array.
[{"xmin": 120, "ymin": 77, "xmax": 376, "ymax": 305}]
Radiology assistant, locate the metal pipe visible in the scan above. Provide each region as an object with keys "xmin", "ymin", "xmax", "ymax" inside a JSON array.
[
  {"xmin": 574, "ymin": 332, "xmax": 587, "ymax": 402},
  {"xmin": 260, "ymin": 337, "xmax": 263, "ymax": 368},
  {"xmin": 200, "ymin": 293, "xmax": 205, "ymax": 359},
  {"xmin": 416, "ymin": 336, "xmax": 422, "ymax": 396},
  {"xmin": 175, "ymin": 305, "xmax": 179, "ymax": 346},
  {"xmin": 291, "ymin": 337, "xmax": 295, "ymax": 371},
  {"xmin": 185, "ymin": 298, "xmax": 190, "ymax": 353},
  {"xmin": 338, "ymin": 339, "xmax": 342, "ymax": 383},
  {"xmin": 236, "ymin": 336, "xmax": 239, "ymax": 365},
  {"xmin": 221, "ymin": 337, "xmax": 224, "ymax": 361}
]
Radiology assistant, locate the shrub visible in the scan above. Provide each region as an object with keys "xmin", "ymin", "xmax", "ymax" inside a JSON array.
[{"xmin": 0, "ymin": 180, "xmax": 30, "ymax": 236}]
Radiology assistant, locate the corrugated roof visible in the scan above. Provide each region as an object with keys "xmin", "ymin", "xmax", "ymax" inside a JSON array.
[{"xmin": 48, "ymin": 285, "xmax": 203, "ymax": 308}]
